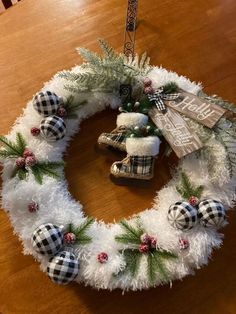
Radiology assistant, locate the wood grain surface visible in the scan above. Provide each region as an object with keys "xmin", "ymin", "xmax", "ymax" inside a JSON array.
[{"xmin": 0, "ymin": 0, "xmax": 236, "ymax": 313}]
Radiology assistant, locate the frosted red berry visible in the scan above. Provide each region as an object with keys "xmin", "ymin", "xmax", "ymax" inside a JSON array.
[
  {"xmin": 25, "ymin": 155, "xmax": 37, "ymax": 167},
  {"xmin": 97, "ymin": 252, "xmax": 108, "ymax": 263},
  {"xmin": 63, "ymin": 232, "xmax": 77, "ymax": 244},
  {"xmin": 23, "ymin": 148, "xmax": 34, "ymax": 158},
  {"xmin": 140, "ymin": 233, "xmax": 150, "ymax": 244},
  {"xmin": 31, "ymin": 127, "xmax": 40, "ymax": 136},
  {"xmin": 144, "ymin": 86, "xmax": 154, "ymax": 95},
  {"xmin": 188, "ymin": 196, "xmax": 199, "ymax": 207},
  {"xmin": 179, "ymin": 238, "xmax": 189, "ymax": 250},
  {"xmin": 139, "ymin": 243, "xmax": 149, "ymax": 253},
  {"xmin": 28, "ymin": 201, "xmax": 39, "ymax": 213},
  {"xmin": 15, "ymin": 157, "xmax": 25, "ymax": 168},
  {"xmin": 57, "ymin": 107, "xmax": 67, "ymax": 118},
  {"xmin": 143, "ymin": 77, "xmax": 152, "ymax": 87},
  {"xmin": 150, "ymin": 237, "xmax": 157, "ymax": 249}
]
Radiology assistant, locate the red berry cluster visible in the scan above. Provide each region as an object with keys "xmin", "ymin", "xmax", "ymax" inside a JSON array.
[
  {"xmin": 57, "ymin": 106, "xmax": 67, "ymax": 118},
  {"xmin": 28, "ymin": 201, "xmax": 39, "ymax": 213},
  {"xmin": 31, "ymin": 127, "xmax": 40, "ymax": 136},
  {"xmin": 139, "ymin": 233, "xmax": 157, "ymax": 253},
  {"xmin": 63, "ymin": 232, "xmax": 77, "ymax": 244},
  {"xmin": 97, "ymin": 252, "xmax": 108, "ymax": 263},
  {"xmin": 143, "ymin": 77, "xmax": 154, "ymax": 95},
  {"xmin": 179, "ymin": 238, "xmax": 189, "ymax": 250},
  {"xmin": 188, "ymin": 196, "xmax": 199, "ymax": 207},
  {"xmin": 15, "ymin": 149, "xmax": 37, "ymax": 168}
]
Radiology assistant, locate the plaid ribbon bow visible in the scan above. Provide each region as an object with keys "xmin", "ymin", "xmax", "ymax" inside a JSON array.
[{"xmin": 147, "ymin": 87, "xmax": 180, "ymax": 113}]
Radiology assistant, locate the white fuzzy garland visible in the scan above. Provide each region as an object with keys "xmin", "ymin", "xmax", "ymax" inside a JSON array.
[{"xmin": 1, "ymin": 66, "xmax": 235, "ymax": 291}]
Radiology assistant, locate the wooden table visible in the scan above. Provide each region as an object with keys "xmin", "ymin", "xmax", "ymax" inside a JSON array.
[{"xmin": 0, "ymin": 0, "xmax": 236, "ymax": 313}]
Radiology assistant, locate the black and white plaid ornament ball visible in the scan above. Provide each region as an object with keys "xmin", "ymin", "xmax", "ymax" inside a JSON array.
[
  {"xmin": 47, "ymin": 251, "xmax": 79, "ymax": 285},
  {"xmin": 198, "ymin": 199, "xmax": 226, "ymax": 229},
  {"xmin": 167, "ymin": 201, "xmax": 198, "ymax": 230},
  {"xmin": 40, "ymin": 115, "xmax": 66, "ymax": 141},
  {"xmin": 33, "ymin": 91, "xmax": 63, "ymax": 117},
  {"xmin": 31, "ymin": 223, "xmax": 63, "ymax": 256}
]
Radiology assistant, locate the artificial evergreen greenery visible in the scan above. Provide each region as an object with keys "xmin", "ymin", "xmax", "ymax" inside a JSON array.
[
  {"xmin": 162, "ymin": 82, "xmax": 179, "ymax": 94},
  {"xmin": 215, "ymin": 124, "xmax": 236, "ymax": 178},
  {"xmin": 120, "ymin": 81, "xmax": 180, "ymax": 115},
  {"xmin": 176, "ymin": 172, "xmax": 204, "ymax": 199},
  {"xmin": 30, "ymin": 161, "xmax": 64, "ymax": 185},
  {"xmin": 197, "ymin": 92, "xmax": 236, "ymax": 179},
  {"xmin": 115, "ymin": 219, "xmax": 177, "ymax": 284},
  {"xmin": 115, "ymin": 219, "xmax": 144, "ymax": 244},
  {"xmin": 199, "ymin": 92, "xmax": 236, "ymax": 114},
  {"xmin": 63, "ymin": 96, "xmax": 87, "ymax": 119},
  {"xmin": 68, "ymin": 218, "xmax": 94, "ymax": 244},
  {"xmin": 58, "ymin": 39, "xmax": 151, "ymax": 94},
  {"xmin": 0, "ymin": 133, "xmax": 27, "ymax": 158},
  {"xmin": 125, "ymin": 123, "xmax": 162, "ymax": 138},
  {"xmin": 0, "ymin": 133, "xmax": 64, "ymax": 184}
]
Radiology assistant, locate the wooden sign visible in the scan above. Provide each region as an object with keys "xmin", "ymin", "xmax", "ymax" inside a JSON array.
[
  {"xmin": 165, "ymin": 91, "xmax": 226, "ymax": 128},
  {"xmin": 149, "ymin": 107, "xmax": 203, "ymax": 158}
]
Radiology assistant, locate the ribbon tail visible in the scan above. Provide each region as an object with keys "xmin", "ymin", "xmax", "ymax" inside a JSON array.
[
  {"xmin": 155, "ymin": 97, "xmax": 167, "ymax": 112},
  {"xmin": 162, "ymin": 93, "xmax": 181, "ymax": 101}
]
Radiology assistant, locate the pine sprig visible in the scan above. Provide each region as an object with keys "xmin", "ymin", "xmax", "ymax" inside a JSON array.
[
  {"xmin": 162, "ymin": 82, "xmax": 179, "ymax": 94},
  {"xmin": 63, "ymin": 95, "xmax": 87, "ymax": 119},
  {"xmin": 115, "ymin": 220, "xmax": 144, "ymax": 244},
  {"xmin": 59, "ymin": 39, "xmax": 151, "ymax": 94},
  {"xmin": 31, "ymin": 162, "xmax": 64, "ymax": 184},
  {"xmin": 71, "ymin": 218, "xmax": 94, "ymax": 244},
  {"xmin": 147, "ymin": 251, "xmax": 176, "ymax": 284},
  {"xmin": 16, "ymin": 133, "xmax": 27, "ymax": 155},
  {"xmin": 98, "ymin": 38, "xmax": 116, "ymax": 60},
  {"xmin": 176, "ymin": 172, "xmax": 204, "ymax": 199},
  {"xmin": 0, "ymin": 133, "xmax": 25, "ymax": 157},
  {"xmin": 115, "ymin": 220, "xmax": 178, "ymax": 284},
  {"xmin": 122, "ymin": 249, "xmax": 142, "ymax": 277}
]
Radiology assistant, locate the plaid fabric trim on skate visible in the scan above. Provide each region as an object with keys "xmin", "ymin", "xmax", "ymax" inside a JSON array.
[{"xmin": 130, "ymin": 156, "xmax": 153, "ymax": 175}]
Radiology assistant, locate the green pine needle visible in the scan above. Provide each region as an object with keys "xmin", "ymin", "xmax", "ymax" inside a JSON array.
[
  {"xmin": 76, "ymin": 235, "xmax": 92, "ymax": 244},
  {"xmin": 122, "ymin": 249, "xmax": 142, "ymax": 277},
  {"xmin": 72, "ymin": 217, "xmax": 94, "ymax": 244},
  {"xmin": 17, "ymin": 168, "xmax": 28, "ymax": 181},
  {"xmin": 60, "ymin": 40, "xmax": 151, "ymax": 94},
  {"xmin": 162, "ymin": 82, "xmax": 179, "ymax": 94},
  {"xmin": 115, "ymin": 235, "xmax": 141, "ymax": 245},
  {"xmin": 31, "ymin": 162, "xmax": 64, "ymax": 184},
  {"xmin": 0, "ymin": 134, "xmax": 22, "ymax": 156},
  {"xmin": 63, "ymin": 96, "xmax": 87, "ymax": 119},
  {"xmin": 98, "ymin": 38, "xmax": 116, "ymax": 59},
  {"xmin": 176, "ymin": 172, "xmax": 204, "ymax": 199},
  {"xmin": 15, "ymin": 133, "xmax": 27, "ymax": 155},
  {"xmin": 31, "ymin": 165, "xmax": 43, "ymax": 184},
  {"xmin": 115, "ymin": 220, "xmax": 144, "ymax": 244}
]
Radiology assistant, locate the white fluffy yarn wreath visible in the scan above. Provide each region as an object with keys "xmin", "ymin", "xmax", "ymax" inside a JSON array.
[{"xmin": 1, "ymin": 65, "xmax": 235, "ymax": 291}]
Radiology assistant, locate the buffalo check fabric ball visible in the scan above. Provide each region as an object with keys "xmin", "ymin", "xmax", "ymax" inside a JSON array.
[
  {"xmin": 198, "ymin": 199, "xmax": 226, "ymax": 229},
  {"xmin": 47, "ymin": 251, "xmax": 79, "ymax": 285},
  {"xmin": 40, "ymin": 115, "xmax": 66, "ymax": 141},
  {"xmin": 33, "ymin": 91, "xmax": 63, "ymax": 117},
  {"xmin": 31, "ymin": 223, "xmax": 63, "ymax": 256},
  {"xmin": 167, "ymin": 201, "xmax": 198, "ymax": 230}
]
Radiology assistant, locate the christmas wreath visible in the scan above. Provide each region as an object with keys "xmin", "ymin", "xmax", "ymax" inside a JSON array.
[{"xmin": 1, "ymin": 40, "xmax": 235, "ymax": 290}]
